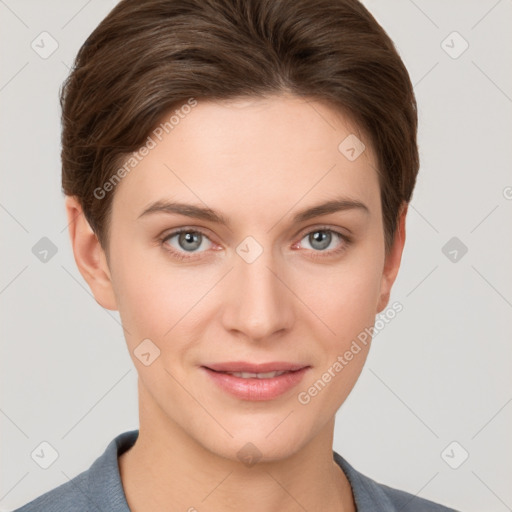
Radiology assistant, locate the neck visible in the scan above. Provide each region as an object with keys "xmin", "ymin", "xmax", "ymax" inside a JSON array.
[{"xmin": 118, "ymin": 382, "xmax": 356, "ymax": 512}]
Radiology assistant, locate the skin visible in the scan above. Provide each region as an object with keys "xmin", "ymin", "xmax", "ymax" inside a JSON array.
[{"xmin": 65, "ymin": 93, "xmax": 407, "ymax": 512}]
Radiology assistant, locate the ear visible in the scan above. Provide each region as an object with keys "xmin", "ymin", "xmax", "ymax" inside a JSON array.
[
  {"xmin": 64, "ymin": 195, "xmax": 118, "ymax": 311},
  {"xmin": 376, "ymin": 202, "xmax": 408, "ymax": 313}
]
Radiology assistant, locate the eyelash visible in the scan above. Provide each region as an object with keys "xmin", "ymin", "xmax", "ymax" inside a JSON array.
[{"xmin": 158, "ymin": 226, "xmax": 352, "ymax": 262}]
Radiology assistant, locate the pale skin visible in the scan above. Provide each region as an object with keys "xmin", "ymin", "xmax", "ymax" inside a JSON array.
[{"xmin": 65, "ymin": 93, "xmax": 407, "ymax": 512}]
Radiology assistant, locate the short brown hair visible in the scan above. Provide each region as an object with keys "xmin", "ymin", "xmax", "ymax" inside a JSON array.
[{"xmin": 60, "ymin": 0, "xmax": 419, "ymax": 255}]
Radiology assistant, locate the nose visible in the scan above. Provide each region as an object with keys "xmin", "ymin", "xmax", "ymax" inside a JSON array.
[{"xmin": 220, "ymin": 244, "xmax": 295, "ymax": 342}]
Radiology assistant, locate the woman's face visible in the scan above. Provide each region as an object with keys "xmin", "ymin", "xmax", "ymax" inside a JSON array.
[{"xmin": 98, "ymin": 94, "xmax": 404, "ymax": 461}]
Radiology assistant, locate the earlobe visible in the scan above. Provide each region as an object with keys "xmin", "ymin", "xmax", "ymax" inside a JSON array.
[
  {"xmin": 376, "ymin": 203, "xmax": 408, "ymax": 313},
  {"xmin": 64, "ymin": 195, "xmax": 118, "ymax": 311}
]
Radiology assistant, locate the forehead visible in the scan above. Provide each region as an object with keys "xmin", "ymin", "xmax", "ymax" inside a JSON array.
[{"xmin": 111, "ymin": 94, "xmax": 380, "ymax": 223}]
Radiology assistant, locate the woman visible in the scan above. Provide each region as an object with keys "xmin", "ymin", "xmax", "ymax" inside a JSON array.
[{"xmin": 15, "ymin": 0, "xmax": 459, "ymax": 510}]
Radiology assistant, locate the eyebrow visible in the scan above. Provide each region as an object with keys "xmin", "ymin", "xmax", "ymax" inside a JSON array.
[{"xmin": 137, "ymin": 197, "xmax": 369, "ymax": 228}]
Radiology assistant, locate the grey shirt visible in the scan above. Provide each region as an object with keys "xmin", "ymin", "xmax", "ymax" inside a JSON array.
[{"xmin": 13, "ymin": 429, "xmax": 460, "ymax": 511}]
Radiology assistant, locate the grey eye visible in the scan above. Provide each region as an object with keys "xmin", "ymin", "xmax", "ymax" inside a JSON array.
[
  {"xmin": 164, "ymin": 230, "xmax": 211, "ymax": 253},
  {"xmin": 178, "ymin": 231, "xmax": 202, "ymax": 251},
  {"xmin": 303, "ymin": 230, "xmax": 335, "ymax": 251}
]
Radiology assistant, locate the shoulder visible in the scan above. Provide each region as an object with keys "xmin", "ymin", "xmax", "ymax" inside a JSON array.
[
  {"xmin": 11, "ymin": 471, "xmax": 91, "ymax": 512},
  {"xmin": 11, "ymin": 430, "xmax": 138, "ymax": 512},
  {"xmin": 370, "ymin": 480, "xmax": 460, "ymax": 512},
  {"xmin": 333, "ymin": 451, "xmax": 461, "ymax": 512}
]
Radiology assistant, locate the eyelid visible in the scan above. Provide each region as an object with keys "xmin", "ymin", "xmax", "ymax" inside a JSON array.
[
  {"xmin": 160, "ymin": 224, "xmax": 350, "ymax": 244},
  {"xmin": 295, "ymin": 223, "xmax": 351, "ymax": 241},
  {"xmin": 159, "ymin": 226, "xmax": 218, "ymax": 249}
]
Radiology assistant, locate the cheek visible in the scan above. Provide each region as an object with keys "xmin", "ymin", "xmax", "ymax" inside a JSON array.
[
  {"xmin": 298, "ymin": 251, "xmax": 383, "ymax": 341},
  {"xmin": 110, "ymin": 243, "xmax": 213, "ymax": 347},
  {"xmin": 295, "ymin": 264, "xmax": 380, "ymax": 420}
]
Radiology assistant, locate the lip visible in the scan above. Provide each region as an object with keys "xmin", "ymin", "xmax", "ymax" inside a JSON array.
[
  {"xmin": 205, "ymin": 361, "xmax": 307, "ymax": 373},
  {"xmin": 201, "ymin": 362, "xmax": 310, "ymax": 401}
]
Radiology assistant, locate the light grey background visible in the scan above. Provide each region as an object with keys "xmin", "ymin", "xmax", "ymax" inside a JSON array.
[{"xmin": 1, "ymin": 1, "xmax": 511, "ymax": 511}]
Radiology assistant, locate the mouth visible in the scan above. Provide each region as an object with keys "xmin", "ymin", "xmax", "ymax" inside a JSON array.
[
  {"xmin": 212, "ymin": 369, "xmax": 293, "ymax": 379},
  {"xmin": 201, "ymin": 362, "xmax": 310, "ymax": 401},
  {"xmin": 204, "ymin": 361, "xmax": 307, "ymax": 373}
]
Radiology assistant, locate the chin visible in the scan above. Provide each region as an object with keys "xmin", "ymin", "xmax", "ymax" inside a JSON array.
[{"xmin": 197, "ymin": 416, "xmax": 314, "ymax": 465}]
